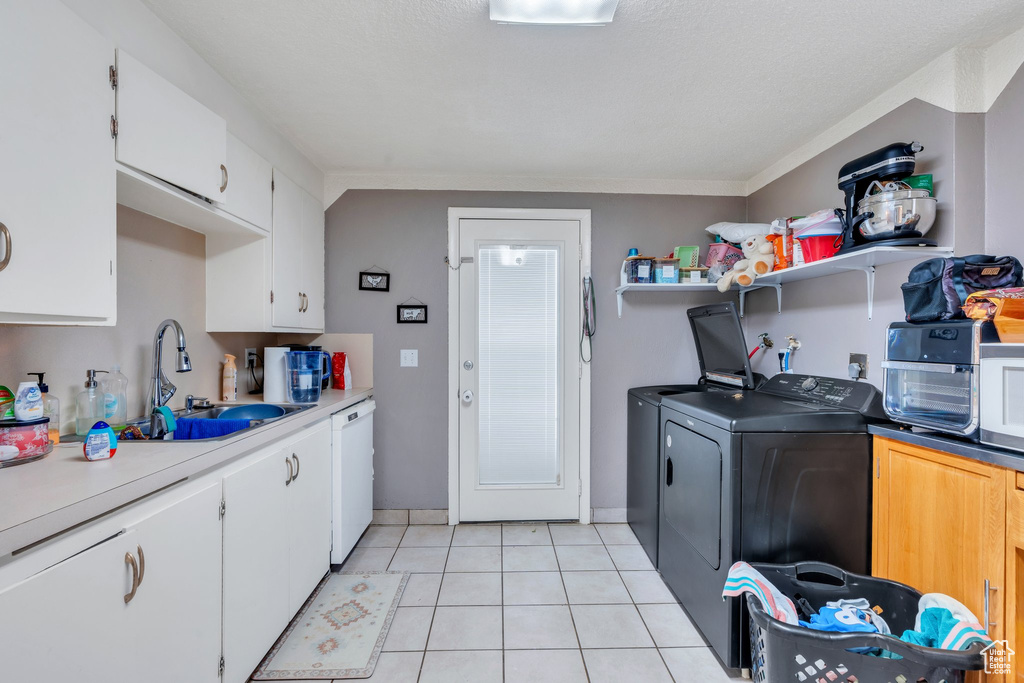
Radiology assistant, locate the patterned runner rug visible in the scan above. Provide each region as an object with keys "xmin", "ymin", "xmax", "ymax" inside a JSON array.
[{"xmin": 252, "ymin": 571, "xmax": 409, "ymax": 680}]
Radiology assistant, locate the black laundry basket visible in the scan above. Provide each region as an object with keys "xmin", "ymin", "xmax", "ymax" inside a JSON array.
[{"xmin": 745, "ymin": 562, "xmax": 985, "ymax": 683}]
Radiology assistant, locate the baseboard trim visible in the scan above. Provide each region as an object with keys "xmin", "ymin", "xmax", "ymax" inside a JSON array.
[
  {"xmin": 372, "ymin": 509, "xmax": 449, "ymax": 525},
  {"xmin": 591, "ymin": 507, "xmax": 627, "ymax": 523}
]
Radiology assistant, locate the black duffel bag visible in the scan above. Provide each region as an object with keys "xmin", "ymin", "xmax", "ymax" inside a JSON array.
[{"xmin": 901, "ymin": 254, "xmax": 1024, "ymax": 322}]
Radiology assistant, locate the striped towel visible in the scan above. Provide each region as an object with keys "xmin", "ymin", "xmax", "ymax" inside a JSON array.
[{"xmin": 722, "ymin": 561, "xmax": 799, "ymax": 625}]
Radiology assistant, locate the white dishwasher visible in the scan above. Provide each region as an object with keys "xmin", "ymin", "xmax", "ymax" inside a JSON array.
[{"xmin": 331, "ymin": 399, "xmax": 375, "ymax": 564}]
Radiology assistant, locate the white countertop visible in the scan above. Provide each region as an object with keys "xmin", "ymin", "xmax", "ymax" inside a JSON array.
[{"xmin": 0, "ymin": 388, "xmax": 373, "ymax": 557}]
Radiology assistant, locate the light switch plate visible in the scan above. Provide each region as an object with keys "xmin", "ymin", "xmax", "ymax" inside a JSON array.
[{"xmin": 400, "ymin": 349, "xmax": 418, "ymax": 367}]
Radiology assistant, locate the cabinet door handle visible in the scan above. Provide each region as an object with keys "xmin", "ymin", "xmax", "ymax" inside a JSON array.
[
  {"xmin": 0, "ymin": 222, "xmax": 11, "ymax": 273},
  {"xmin": 285, "ymin": 456, "xmax": 293, "ymax": 485},
  {"xmin": 298, "ymin": 292, "xmax": 304, "ymax": 313},
  {"xmin": 291, "ymin": 453, "xmax": 300, "ymax": 482},
  {"xmin": 136, "ymin": 545, "xmax": 145, "ymax": 587},
  {"xmin": 220, "ymin": 164, "xmax": 228, "ymax": 193},
  {"xmin": 124, "ymin": 551, "xmax": 139, "ymax": 604},
  {"xmin": 985, "ymin": 579, "xmax": 999, "ymax": 631}
]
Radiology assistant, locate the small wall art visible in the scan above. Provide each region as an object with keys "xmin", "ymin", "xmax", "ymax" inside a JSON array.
[
  {"xmin": 359, "ymin": 268, "xmax": 390, "ymax": 292},
  {"xmin": 397, "ymin": 304, "xmax": 428, "ymax": 324}
]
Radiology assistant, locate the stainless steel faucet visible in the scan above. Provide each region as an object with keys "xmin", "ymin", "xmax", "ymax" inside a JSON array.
[{"xmin": 149, "ymin": 319, "xmax": 191, "ymax": 438}]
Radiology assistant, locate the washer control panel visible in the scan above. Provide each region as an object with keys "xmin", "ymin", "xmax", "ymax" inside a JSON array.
[{"xmin": 760, "ymin": 373, "xmax": 883, "ymax": 417}]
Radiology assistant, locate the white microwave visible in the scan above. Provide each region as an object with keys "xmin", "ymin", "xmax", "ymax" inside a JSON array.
[{"xmin": 980, "ymin": 343, "xmax": 1024, "ymax": 452}]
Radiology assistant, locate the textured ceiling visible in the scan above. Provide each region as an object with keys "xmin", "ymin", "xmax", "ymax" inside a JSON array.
[{"xmin": 143, "ymin": 0, "xmax": 1024, "ymax": 185}]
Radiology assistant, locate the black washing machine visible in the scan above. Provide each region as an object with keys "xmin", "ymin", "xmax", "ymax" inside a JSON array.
[
  {"xmin": 627, "ymin": 303, "xmax": 764, "ymax": 568},
  {"xmin": 658, "ymin": 373, "xmax": 885, "ymax": 671}
]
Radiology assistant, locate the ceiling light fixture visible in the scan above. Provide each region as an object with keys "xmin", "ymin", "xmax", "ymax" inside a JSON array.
[{"xmin": 489, "ymin": 0, "xmax": 619, "ymax": 25}]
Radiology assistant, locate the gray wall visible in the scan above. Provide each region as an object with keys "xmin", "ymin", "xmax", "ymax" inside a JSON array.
[
  {"xmin": 325, "ymin": 190, "xmax": 746, "ymax": 510},
  {"xmin": 744, "ymin": 99, "xmax": 984, "ymax": 386},
  {"xmin": 0, "ymin": 206, "xmax": 275, "ymax": 434},
  {"xmin": 986, "ymin": 59, "xmax": 1024, "ymax": 255}
]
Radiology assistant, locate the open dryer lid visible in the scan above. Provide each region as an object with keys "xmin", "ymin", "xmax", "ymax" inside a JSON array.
[{"xmin": 687, "ymin": 302, "xmax": 757, "ymax": 390}]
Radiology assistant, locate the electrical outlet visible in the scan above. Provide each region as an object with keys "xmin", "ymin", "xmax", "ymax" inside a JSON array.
[
  {"xmin": 849, "ymin": 353, "xmax": 868, "ymax": 379},
  {"xmin": 400, "ymin": 349, "xmax": 418, "ymax": 367},
  {"xmin": 244, "ymin": 348, "xmax": 258, "ymax": 368}
]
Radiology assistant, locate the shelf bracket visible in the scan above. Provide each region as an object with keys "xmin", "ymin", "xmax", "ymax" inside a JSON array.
[
  {"xmin": 835, "ymin": 265, "xmax": 876, "ymax": 320},
  {"xmin": 738, "ymin": 284, "xmax": 781, "ymax": 318},
  {"xmin": 616, "ymin": 288, "xmax": 624, "ymax": 318}
]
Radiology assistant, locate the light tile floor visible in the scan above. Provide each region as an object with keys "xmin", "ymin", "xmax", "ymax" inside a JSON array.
[{"xmin": 252, "ymin": 523, "xmax": 746, "ymax": 682}]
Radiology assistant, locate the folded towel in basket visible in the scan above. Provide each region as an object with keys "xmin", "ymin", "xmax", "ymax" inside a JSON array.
[{"xmin": 175, "ymin": 418, "xmax": 251, "ymax": 440}]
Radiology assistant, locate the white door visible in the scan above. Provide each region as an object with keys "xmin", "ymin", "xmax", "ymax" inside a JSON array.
[
  {"xmin": 0, "ymin": 529, "xmax": 137, "ymax": 682},
  {"xmin": 0, "ymin": 0, "xmax": 116, "ymax": 322},
  {"xmin": 271, "ymin": 170, "xmax": 303, "ymax": 328},
  {"xmin": 458, "ymin": 219, "xmax": 582, "ymax": 521},
  {"xmin": 285, "ymin": 422, "xmax": 332, "ymax": 613},
  {"xmin": 115, "ymin": 50, "xmax": 228, "ymax": 202},
  {"xmin": 224, "ymin": 133, "xmax": 273, "ymax": 232},
  {"xmin": 126, "ymin": 482, "xmax": 222, "ymax": 683},
  {"xmin": 222, "ymin": 449, "xmax": 290, "ymax": 683},
  {"xmin": 299, "ymin": 189, "xmax": 326, "ymax": 330}
]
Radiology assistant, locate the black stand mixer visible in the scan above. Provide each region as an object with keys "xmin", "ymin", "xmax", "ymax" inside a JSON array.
[{"xmin": 836, "ymin": 141, "xmax": 938, "ymax": 253}]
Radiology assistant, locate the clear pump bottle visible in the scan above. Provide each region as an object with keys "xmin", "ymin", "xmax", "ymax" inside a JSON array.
[
  {"xmin": 75, "ymin": 369, "xmax": 107, "ymax": 436},
  {"xmin": 103, "ymin": 364, "xmax": 129, "ymax": 430}
]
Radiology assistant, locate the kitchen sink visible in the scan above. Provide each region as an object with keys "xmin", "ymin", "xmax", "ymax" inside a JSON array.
[{"xmin": 86, "ymin": 403, "xmax": 313, "ymax": 443}]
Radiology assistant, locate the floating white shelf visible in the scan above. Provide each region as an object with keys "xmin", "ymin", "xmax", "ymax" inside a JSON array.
[{"xmin": 614, "ymin": 245, "xmax": 954, "ymax": 319}]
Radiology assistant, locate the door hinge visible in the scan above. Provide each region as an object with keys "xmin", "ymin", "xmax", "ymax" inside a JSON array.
[
  {"xmin": 578, "ymin": 480, "xmax": 582, "ymax": 496},
  {"xmin": 271, "ymin": 179, "xmax": 275, "ymax": 192},
  {"xmin": 110, "ymin": 260, "xmax": 113, "ymax": 276},
  {"xmin": 218, "ymin": 499, "xmax": 226, "ymax": 519},
  {"xmin": 110, "ymin": 115, "xmax": 118, "ymax": 139},
  {"xmin": 579, "ymin": 361, "xmax": 582, "ymax": 379},
  {"xmin": 578, "ymin": 244, "xmax": 582, "ymax": 260},
  {"xmin": 270, "ymin": 290, "xmax": 275, "ymax": 304},
  {"xmin": 218, "ymin": 656, "xmax": 225, "ymax": 677},
  {"xmin": 108, "ymin": 65, "xmax": 117, "ymax": 89}
]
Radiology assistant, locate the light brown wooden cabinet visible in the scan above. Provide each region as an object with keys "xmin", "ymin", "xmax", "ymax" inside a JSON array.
[
  {"xmin": 873, "ymin": 436, "xmax": 1007, "ymax": 682},
  {"xmin": 1006, "ymin": 470, "xmax": 1024, "ymax": 681}
]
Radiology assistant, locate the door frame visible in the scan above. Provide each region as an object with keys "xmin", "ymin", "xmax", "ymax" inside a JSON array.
[{"xmin": 447, "ymin": 207, "xmax": 593, "ymax": 525}]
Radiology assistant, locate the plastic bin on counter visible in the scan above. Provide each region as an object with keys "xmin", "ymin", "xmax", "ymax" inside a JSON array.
[{"xmin": 745, "ymin": 562, "xmax": 984, "ymax": 683}]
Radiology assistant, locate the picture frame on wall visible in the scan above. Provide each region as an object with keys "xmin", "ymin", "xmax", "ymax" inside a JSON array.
[
  {"xmin": 397, "ymin": 304, "xmax": 428, "ymax": 324},
  {"xmin": 359, "ymin": 271, "xmax": 390, "ymax": 292}
]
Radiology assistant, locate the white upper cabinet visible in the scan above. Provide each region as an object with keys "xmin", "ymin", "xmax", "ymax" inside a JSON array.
[
  {"xmin": 0, "ymin": 1, "xmax": 116, "ymax": 324},
  {"xmin": 301, "ymin": 189, "xmax": 327, "ymax": 330},
  {"xmin": 115, "ymin": 50, "xmax": 228, "ymax": 202},
  {"xmin": 224, "ymin": 133, "xmax": 273, "ymax": 232},
  {"xmin": 271, "ymin": 171, "xmax": 305, "ymax": 329}
]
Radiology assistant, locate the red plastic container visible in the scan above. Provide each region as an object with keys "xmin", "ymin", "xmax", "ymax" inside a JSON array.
[{"xmin": 799, "ymin": 235, "xmax": 840, "ymax": 263}]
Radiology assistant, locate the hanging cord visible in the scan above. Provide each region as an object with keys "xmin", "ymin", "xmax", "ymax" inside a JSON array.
[
  {"xmin": 444, "ymin": 255, "xmax": 461, "ymax": 271},
  {"xmin": 580, "ymin": 276, "xmax": 596, "ymax": 363},
  {"xmin": 248, "ymin": 352, "xmax": 263, "ymax": 395}
]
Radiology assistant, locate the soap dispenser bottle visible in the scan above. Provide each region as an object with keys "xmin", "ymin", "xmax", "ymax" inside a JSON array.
[
  {"xmin": 27, "ymin": 373, "xmax": 60, "ymax": 444},
  {"xmin": 75, "ymin": 369, "xmax": 107, "ymax": 436}
]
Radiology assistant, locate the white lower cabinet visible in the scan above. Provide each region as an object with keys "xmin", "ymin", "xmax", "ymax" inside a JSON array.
[
  {"xmin": 0, "ymin": 481, "xmax": 222, "ymax": 683},
  {"xmin": 223, "ymin": 420, "xmax": 333, "ymax": 681},
  {"xmin": 286, "ymin": 422, "xmax": 333, "ymax": 613}
]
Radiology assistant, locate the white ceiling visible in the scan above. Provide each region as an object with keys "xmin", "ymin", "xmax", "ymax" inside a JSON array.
[{"xmin": 143, "ymin": 0, "xmax": 1024, "ymax": 190}]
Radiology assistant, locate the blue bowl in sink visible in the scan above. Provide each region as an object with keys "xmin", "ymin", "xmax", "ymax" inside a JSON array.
[{"xmin": 217, "ymin": 404, "xmax": 286, "ymax": 421}]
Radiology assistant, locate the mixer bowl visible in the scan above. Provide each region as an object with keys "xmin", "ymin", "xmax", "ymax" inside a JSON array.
[{"xmin": 857, "ymin": 189, "xmax": 936, "ymax": 238}]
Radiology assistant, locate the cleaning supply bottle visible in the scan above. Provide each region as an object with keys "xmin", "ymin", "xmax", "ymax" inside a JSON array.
[
  {"xmin": 102, "ymin": 365, "xmax": 129, "ymax": 430},
  {"xmin": 75, "ymin": 369, "xmax": 107, "ymax": 436},
  {"xmin": 83, "ymin": 421, "xmax": 117, "ymax": 461},
  {"xmin": 27, "ymin": 373, "xmax": 60, "ymax": 443},
  {"xmin": 222, "ymin": 354, "xmax": 237, "ymax": 402},
  {"xmin": 14, "ymin": 381, "xmax": 43, "ymax": 421},
  {"xmin": 0, "ymin": 385, "xmax": 14, "ymax": 420}
]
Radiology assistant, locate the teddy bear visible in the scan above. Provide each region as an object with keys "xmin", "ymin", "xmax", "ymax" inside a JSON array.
[{"xmin": 716, "ymin": 234, "xmax": 775, "ymax": 292}]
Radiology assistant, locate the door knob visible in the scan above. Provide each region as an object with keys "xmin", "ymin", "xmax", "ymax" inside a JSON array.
[{"xmin": 461, "ymin": 390, "xmax": 474, "ymax": 404}]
